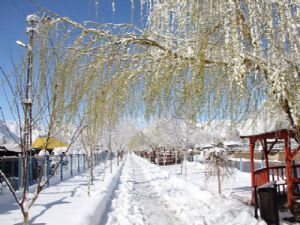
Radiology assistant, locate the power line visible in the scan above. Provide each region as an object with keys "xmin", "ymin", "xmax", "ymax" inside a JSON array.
[
  {"xmin": 0, "ymin": 0, "xmax": 22, "ymax": 19},
  {"xmin": 24, "ymin": 0, "xmax": 35, "ymax": 14},
  {"xmin": 10, "ymin": 0, "xmax": 27, "ymax": 17}
]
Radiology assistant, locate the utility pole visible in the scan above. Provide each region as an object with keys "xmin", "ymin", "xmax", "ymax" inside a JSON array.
[
  {"xmin": 17, "ymin": 15, "xmax": 39, "ymax": 192},
  {"xmin": 25, "ymin": 14, "xmax": 39, "ymax": 149}
]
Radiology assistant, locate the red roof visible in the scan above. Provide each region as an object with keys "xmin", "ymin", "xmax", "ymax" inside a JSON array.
[{"xmin": 240, "ymin": 129, "xmax": 297, "ymax": 141}]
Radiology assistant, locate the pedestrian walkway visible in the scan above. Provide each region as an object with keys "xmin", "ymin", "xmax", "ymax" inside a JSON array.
[{"xmin": 101, "ymin": 154, "xmax": 264, "ymax": 225}]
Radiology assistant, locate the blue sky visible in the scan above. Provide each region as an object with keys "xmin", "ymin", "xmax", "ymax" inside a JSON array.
[{"xmin": 0, "ymin": 0, "xmax": 144, "ymax": 120}]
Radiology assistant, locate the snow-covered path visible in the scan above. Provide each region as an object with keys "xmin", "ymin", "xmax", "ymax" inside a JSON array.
[
  {"xmin": 102, "ymin": 154, "xmax": 266, "ymax": 225},
  {"xmin": 102, "ymin": 157, "xmax": 184, "ymax": 225}
]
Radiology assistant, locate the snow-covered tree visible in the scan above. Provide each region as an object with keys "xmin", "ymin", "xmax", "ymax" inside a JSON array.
[
  {"xmin": 144, "ymin": 118, "xmax": 187, "ymax": 149},
  {"xmin": 111, "ymin": 122, "xmax": 139, "ymax": 164},
  {"xmin": 27, "ymin": 1, "xmax": 299, "ymax": 136},
  {"xmin": 127, "ymin": 130, "xmax": 151, "ymax": 152},
  {"xmin": 107, "ymin": 0, "xmax": 299, "ymax": 138},
  {"xmin": 204, "ymin": 148, "xmax": 234, "ymax": 194}
]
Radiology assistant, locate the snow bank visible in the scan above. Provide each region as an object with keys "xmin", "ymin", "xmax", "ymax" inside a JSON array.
[
  {"xmin": 75, "ymin": 160, "xmax": 125, "ymax": 225},
  {"xmin": 0, "ymin": 158, "xmax": 125, "ymax": 225}
]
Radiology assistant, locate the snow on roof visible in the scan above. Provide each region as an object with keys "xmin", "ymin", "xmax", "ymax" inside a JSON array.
[
  {"xmin": 71, "ymin": 148, "xmax": 87, "ymax": 154},
  {"xmin": 38, "ymin": 149, "xmax": 50, "ymax": 156},
  {"xmin": 52, "ymin": 147, "xmax": 68, "ymax": 155},
  {"xmin": 199, "ymin": 144, "xmax": 214, "ymax": 149},
  {"xmin": 2, "ymin": 143, "xmax": 22, "ymax": 152},
  {"xmin": 223, "ymin": 141, "xmax": 242, "ymax": 146}
]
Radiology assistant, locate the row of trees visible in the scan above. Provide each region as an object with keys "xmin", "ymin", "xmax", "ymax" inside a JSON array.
[{"xmin": 128, "ymin": 118, "xmax": 241, "ymax": 152}]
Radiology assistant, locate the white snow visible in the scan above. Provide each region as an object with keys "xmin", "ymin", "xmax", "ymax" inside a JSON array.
[
  {"xmin": 38, "ymin": 149, "xmax": 49, "ymax": 156},
  {"xmin": 0, "ymin": 159, "xmax": 124, "ymax": 225},
  {"xmin": 223, "ymin": 140, "xmax": 243, "ymax": 147},
  {"xmin": 26, "ymin": 14, "xmax": 39, "ymax": 23},
  {"xmin": 102, "ymin": 154, "xmax": 266, "ymax": 225},
  {"xmin": 52, "ymin": 147, "xmax": 68, "ymax": 155},
  {"xmin": 0, "ymin": 154, "xmax": 271, "ymax": 225},
  {"xmin": 161, "ymin": 159, "xmax": 253, "ymax": 204}
]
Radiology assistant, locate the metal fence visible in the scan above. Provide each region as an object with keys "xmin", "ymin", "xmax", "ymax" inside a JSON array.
[
  {"xmin": 231, "ymin": 158, "xmax": 283, "ymax": 173},
  {"xmin": 0, "ymin": 151, "xmax": 109, "ymax": 193},
  {"xmin": 193, "ymin": 155, "xmax": 281, "ymax": 173}
]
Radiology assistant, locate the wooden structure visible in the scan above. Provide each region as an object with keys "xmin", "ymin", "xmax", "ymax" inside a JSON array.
[
  {"xmin": 148, "ymin": 148, "xmax": 182, "ymax": 165},
  {"xmin": 241, "ymin": 129, "xmax": 300, "ymax": 216}
]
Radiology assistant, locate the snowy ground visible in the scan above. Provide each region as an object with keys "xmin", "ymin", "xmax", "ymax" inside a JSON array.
[
  {"xmin": 0, "ymin": 154, "xmax": 276, "ymax": 225},
  {"xmin": 161, "ymin": 159, "xmax": 253, "ymax": 205},
  {"xmin": 102, "ymin": 154, "xmax": 265, "ymax": 225},
  {"xmin": 0, "ymin": 159, "xmax": 124, "ymax": 225}
]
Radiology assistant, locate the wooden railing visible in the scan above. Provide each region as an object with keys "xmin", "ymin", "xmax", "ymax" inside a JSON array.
[
  {"xmin": 269, "ymin": 166, "xmax": 287, "ymax": 196},
  {"xmin": 254, "ymin": 165, "xmax": 300, "ymax": 197},
  {"xmin": 254, "ymin": 168, "xmax": 269, "ymax": 187}
]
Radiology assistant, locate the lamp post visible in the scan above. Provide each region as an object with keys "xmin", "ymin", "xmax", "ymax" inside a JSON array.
[{"xmin": 17, "ymin": 14, "xmax": 39, "ymax": 155}]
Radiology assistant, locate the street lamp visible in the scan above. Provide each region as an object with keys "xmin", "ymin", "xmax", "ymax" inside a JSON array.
[{"xmin": 16, "ymin": 40, "xmax": 27, "ymax": 48}]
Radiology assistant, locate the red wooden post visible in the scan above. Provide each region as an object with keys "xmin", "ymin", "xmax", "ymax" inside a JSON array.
[
  {"xmin": 285, "ymin": 134, "xmax": 294, "ymax": 212},
  {"xmin": 264, "ymin": 138, "xmax": 269, "ymax": 171},
  {"xmin": 250, "ymin": 138, "xmax": 256, "ymax": 205},
  {"xmin": 263, "ymin": 138, "xmax": 270, "ymax": 183}
]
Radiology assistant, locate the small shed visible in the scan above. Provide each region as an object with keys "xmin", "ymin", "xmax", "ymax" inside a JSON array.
[{"xmin": 241, "ymin": 129, "xmax": 300, "ymax": 216}]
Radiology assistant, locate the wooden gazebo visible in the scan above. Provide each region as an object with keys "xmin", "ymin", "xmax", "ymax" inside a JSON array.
[{"xmin": 241, "ymin": 129, "xmax": 300, "ymax": 215}]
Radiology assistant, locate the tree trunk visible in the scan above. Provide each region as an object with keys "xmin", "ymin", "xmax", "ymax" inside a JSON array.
[
  {"xmin": 109, "ymin": 130, "xmax": 112, "ymax": 174},
  {"xmin": 23, "ymin": 211, "xmax": 29, "ymax": 225},
  {"xmin": 184, "ymin": 152, "xmax": 187, "ymax": 180},
  {"xmin": 217, "ymin": 163, "xmax": 221, "ymax": 194},
  {"xmin": 109, "ymin": 150, "xmax": 112, "ymax": 173},
  {"xmin": 180, "ymin": 152, "xmax": 184, "ymax": 174},
  {"xmin": 117, "ymin": 151, "xmax": 119, "ymax": 166},
  {"xmin": 87, "ymin": 147, "xmax": 93, "ymax": 197}
]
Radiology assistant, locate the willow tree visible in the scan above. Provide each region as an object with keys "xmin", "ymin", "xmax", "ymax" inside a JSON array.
[
  {"xmin": 63, "ymin": 0, "xmax": 298, "ymax": 132},
  {"xmin": 23, "ymin": 0, "xmax": 300, "ymax": 173},
  {"xmin": 30, "ymin": 1, "xmax": 299, "ymax": 137},
  {"xmin": 116, "ymin": 0, "xmax": 299, "ymax": 136}
]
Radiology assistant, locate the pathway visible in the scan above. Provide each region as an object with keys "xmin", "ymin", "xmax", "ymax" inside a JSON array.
[{"xmin": 101, "ymin": 154, "xmax": 264, "ymax": 225}]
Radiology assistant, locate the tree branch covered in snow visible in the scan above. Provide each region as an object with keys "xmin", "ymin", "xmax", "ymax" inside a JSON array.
[{"xmin": 31, "ymin": 1, "xmax": 299, "ymax": 133}]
